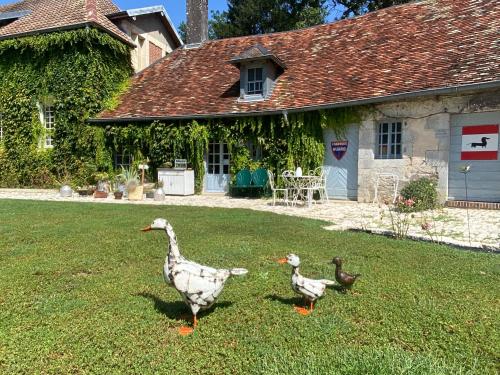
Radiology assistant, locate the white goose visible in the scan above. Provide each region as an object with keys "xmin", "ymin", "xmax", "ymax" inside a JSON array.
[
  {"xmin": 142, "ymin": 218, "xmax": 248, "ymax": 334},
  {"xmin": 279, "ymin": 254, "xmax": 335, "ymax": 315}
]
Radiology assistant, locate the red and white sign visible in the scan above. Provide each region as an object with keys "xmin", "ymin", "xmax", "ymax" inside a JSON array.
[{"xmin": 461, "ymin": 124, "xmax": 499, "ymax": 160}]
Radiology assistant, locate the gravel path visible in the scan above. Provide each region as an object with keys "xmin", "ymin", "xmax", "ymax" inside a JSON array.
[{"xmin": 1, "ymin": 189, "xmax": 498, "ymax": 251}]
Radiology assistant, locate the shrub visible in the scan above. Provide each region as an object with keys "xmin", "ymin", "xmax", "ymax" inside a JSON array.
[{"xmin": 400, "ymin": 177, "xmax": 438, "ymax": 211}]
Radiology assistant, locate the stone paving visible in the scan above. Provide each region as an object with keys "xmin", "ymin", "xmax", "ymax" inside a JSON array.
[{"xmin": 0, "ymin": 189, "xmax": 498, "ymax": 251}]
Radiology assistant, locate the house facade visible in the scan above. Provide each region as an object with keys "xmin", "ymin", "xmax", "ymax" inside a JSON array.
[
  {"xmin": 96, "ymin": 0, "xmax": 500, "ymax": 204},
  {"xmin": 0, "ymin": 0, "xmax": 182, "ymax": 187}
]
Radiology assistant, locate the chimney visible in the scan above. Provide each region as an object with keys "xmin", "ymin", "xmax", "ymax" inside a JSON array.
[{"xmin": 186, "ymin": 0, "xmax": 208, "ymax": 45}]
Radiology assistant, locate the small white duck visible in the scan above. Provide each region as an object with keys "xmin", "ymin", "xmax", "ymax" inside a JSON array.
[
  {"xmin": 278, "ymin": 254, "xmax": 335, "ymax": 315},
  {"xmin": 142, "ymin": 218, "xmax": 248, "ymax": 334}
]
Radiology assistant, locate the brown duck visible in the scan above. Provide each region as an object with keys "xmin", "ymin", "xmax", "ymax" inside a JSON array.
[{"xmin": 331, "ymin": 257, "xmax": 361, "ymax": 292}]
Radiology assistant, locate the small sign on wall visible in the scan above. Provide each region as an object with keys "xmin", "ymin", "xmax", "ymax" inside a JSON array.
[
  {"xmin": 331, "ymin": 141, "xmax": 348, "ymax": 160},
  {"xmin": 461, "ymin": 124, "xmax": 499, "ymax": 160}
]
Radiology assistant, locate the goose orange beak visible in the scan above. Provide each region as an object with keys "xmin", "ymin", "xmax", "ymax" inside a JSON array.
[
  {"xmin": 141, "ymin": 226, "xmax": 152, "ymax": 232},
  {"xmin": 278, "ymin": 257, "xmax": 288, "ymax": 264}
]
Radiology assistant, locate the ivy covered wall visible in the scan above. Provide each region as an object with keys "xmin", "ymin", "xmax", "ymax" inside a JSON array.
[
  {"xmin": 0, "ymin": 26, "xmax": 362, "ymax": 193},
  {"xmin": 0, "ymin": 28, "xmax": 132, "ymax": 188},
  {"xmin": 104, "ymin": 107, "xmax": 362, "ymax": 193}
]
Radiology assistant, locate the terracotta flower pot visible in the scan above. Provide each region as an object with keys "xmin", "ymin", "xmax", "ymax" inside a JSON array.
[
  {"xmin": 94, "ymin": 191, "xmax": 108, "ymax": 199},
  {"xmin": 114, "ymin": 192, "xmax": 123, "ymax": 200}
]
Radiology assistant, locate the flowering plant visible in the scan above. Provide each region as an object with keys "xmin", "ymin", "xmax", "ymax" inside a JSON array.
[{"xmin": 385, "ymin": 195, "xmax": 415, "ymax": 239}]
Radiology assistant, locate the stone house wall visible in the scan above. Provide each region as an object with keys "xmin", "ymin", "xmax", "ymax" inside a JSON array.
[{"xmin": 356, "ymin": 90, "xmax": 500, "ymax": 202}]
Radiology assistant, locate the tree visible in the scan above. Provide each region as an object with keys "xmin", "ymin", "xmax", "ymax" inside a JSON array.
[
  {"xmin": 332, "ymin": 0, "xmax": 412, "ymax": 18},
  {"xmin": 210, "ymin": 0, "xmax": 329, "ymax": 39}
]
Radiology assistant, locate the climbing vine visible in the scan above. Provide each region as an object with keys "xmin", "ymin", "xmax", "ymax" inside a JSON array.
[
  {"xmin": 0, "ymin": 27, "xmax": 365, "ymax": 192},
  {"xmin": 103, "ymin": 107, "xmax": 365, "ymax": 193},
  {"xmin": 0, "ymin": 28, "xmax": 132, "ymax": 188}
]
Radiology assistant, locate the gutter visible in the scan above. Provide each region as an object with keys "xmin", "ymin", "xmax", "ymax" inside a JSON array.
[{"xmin": 88, "ymin": 80, "xmax": 500, "ymax": 125}]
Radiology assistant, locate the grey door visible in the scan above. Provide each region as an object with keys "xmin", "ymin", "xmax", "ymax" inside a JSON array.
[
  {"xmin": 205, "ymin": 142, "xmax": 230, "ymax": 193},
  {"xmin": 323, "ymin": 125, "xmax": 359, "ymax": 200},
  {"xmin": 448, "ymin": 112, "xmax": 500, "ymax": 202}
]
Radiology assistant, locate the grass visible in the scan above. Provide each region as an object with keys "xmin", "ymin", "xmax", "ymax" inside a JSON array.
[{"xmin": 0, "ymin": 200, "xmax": 498, "ymax": 374}]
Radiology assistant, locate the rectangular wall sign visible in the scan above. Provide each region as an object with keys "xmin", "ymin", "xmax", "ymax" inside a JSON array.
[{"xmin": 461, "ymin": 124, "xmax": 499, "ymax": 160}]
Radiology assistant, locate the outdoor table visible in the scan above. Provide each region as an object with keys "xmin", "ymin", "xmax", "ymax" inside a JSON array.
[{"xmin": 283, "ymin": 175, "xmax": 318, "ymax": 208}]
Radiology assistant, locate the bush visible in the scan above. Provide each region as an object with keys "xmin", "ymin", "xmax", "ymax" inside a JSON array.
[{"xmin": 400, "ymin": 177, "xmax": 438, "ymax": 211}]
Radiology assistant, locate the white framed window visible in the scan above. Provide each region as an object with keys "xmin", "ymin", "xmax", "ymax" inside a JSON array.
[
  {"xmin": 42, "ymin": 104, "xmax": 55, "ymax": 148},
  {"xmin": 247, "ymin": 67, "xmax": 264, "ymax": 95},
  {"xmin": 376, "ymin": 120, "xmax": 402, "ymax": 159}
]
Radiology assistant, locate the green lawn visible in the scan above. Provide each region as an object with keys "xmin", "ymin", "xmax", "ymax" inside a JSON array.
[{"xmin": 0, "ymin": 200, "xmax": 498, "ymax": 374}]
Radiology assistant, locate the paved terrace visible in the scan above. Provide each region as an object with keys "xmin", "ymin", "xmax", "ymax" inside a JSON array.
[{"xmin": 0, "ymin": 189, "xmax": 498, "ymax": 251}]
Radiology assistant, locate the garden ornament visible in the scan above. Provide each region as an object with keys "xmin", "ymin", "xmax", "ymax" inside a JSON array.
[
  {"xmin": 142, "ymin": 218, "xmax": 248, "ymax": 335},
  {"xmin": 278, "ymin": 254, "xmax": 335, "ymax": 315},
  {"xmin": 330, "ymin": 257, "xmax": 361, "ymax": 293},
  {"xmin": 59, "ymin": 185, "xmax": 73, "ymax": 198}
]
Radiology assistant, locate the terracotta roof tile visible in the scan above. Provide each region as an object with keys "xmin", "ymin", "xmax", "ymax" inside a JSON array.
[
  {"xmin": 99, "ymin": 0, "xmax": 500, "ymax": 120},
  {"xmin": 0, "ymin": 0, "xmax": 131, "ymax": 44}
]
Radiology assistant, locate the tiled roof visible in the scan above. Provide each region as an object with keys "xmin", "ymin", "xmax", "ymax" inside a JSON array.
[
  {"xmin": 98, "ymin": 0, "xmax": 500, "ymax": 121},
  {"xmin": 0, "ymin": 0, "xmax": 132, "ymax": 44}
]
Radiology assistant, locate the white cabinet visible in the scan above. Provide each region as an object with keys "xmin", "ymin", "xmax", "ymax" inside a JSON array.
[{"xmin": 157, "ymin": 169, "xmax": 195, "ymax": 196}]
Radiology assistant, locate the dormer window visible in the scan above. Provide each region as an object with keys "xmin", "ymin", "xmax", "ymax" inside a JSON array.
[
  {"xmin": 247, "ymin": 67, "xmax": 264, "ymax": 95},
  {"xmin": 229, "ymin": 44, "xmax": 286, "ymax": 102}
]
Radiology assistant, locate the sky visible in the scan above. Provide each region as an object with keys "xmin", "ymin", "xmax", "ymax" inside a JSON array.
[
  {"xmin": 0, "ymin": 0, "xmax": 228, "ymax": 28},
  {"xmin": 0, "ymin": 0, "xmax": 343, "ymax": 29}
]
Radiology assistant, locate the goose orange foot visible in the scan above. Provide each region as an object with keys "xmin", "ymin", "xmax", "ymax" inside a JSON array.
[
  {"xmin": 178, "ymin": 316, "xmax": 197, "ymax": 336},
  {"xmin": 293, "ymin": 306, "xmax": 311, "ymax": 315},
  {"xmin": 178, "ymin": 326, "xmax": 194, "ymax": 336}
]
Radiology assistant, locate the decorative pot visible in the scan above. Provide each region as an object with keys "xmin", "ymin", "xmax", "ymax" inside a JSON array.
[
  {"xmin": 114, "ymin": 191, "xmax": 123, "ymax": 200},
  {"xmin": 128, "ymin": 185, "xmax": 144, "ymax": 201},
  {"xmin": 60, "ymin": 185, "xmax": 73, "ymax": 198},
  {"xmin": 94, "ymin": 190, "xmax": 108, "ymax": 199},
  {"xmin": 77, "ymin": 189, "xmax": 92, "ymax": 197},
  {"xmin": 154, "ymin": 187, "xmax": 166, "ymax": 201}
]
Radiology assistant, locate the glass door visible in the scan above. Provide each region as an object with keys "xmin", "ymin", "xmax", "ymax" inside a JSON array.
[{"xmin": 205, "ymin": 142, "xmax": 230, "ymax": 192}]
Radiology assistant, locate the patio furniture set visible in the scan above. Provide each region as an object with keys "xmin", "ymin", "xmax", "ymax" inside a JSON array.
[
  {"xmin": 232, "ymin": 167, "xmax": 328, "ymax": 207},
  {"xmin": 268, "ymin": 167, "xmax": 329, "ymax": 207}
]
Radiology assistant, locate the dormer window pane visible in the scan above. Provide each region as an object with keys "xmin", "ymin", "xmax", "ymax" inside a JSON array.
[{"xmin": 247, "ymin": 67, "xmax": 263, "ymax": 95}]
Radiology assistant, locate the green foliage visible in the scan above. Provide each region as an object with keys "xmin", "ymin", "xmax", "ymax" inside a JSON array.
[
  {"xmin": 105, "ymin": 108, "xmax": 357, "ymax": 194},
  {"xmin": 332, "ymin": 0, "xmax": 413, "ymax": 19},
  {"xmin": 0, "ymin": 29, "xmax": 132, "ymax": 188},
  {"xmin": 230, "ymin": 146, "xmax": 262, "ymax": 176},
  {"xmin": 400, "ymin": 177, "xmax": 439, "ymax": 212},
  {"xmin": 210, "ymin": 0, "xmax": 328, "ymax": 39},
  {"xmin": 0, "ymin": 200, "xmax": 498, "ymax": 374}
]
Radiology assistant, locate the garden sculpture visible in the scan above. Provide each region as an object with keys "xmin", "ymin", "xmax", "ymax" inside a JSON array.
[
  {"xmin": 331, "ymin": 257, "xmax": 361, "ymax": 293},
  {"xmin": 278, "ymin": 254, "xmax": 335, "ymax": 315},
  {"xmin": 142, "ymin": 218, "xmax": 248, "ymax": 335}
]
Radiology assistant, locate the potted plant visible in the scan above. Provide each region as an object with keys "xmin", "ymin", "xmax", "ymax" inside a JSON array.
[
  {"xmin": 113, "ymin": 175, "xmax": 125, "ymax": 200},
  {"xmin": 154, "ymin": 180, "xmax": 166, "ymax": 201},
  {"xmin": 117, "ymin": 166, "xmax": 142, "ymax": 200},
  {"xmin": 93, "ymin": 172, "xmax": 110, "ymax": 198}
]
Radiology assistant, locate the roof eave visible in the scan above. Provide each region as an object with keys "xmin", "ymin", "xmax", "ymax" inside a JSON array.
[
  {"xmin": 106, "ymin": 5, "xmax": 183, "ymax": 48},
  {"xmin": 0, "ymin": 21, "xmax": 135, "ymax": 47},
  {"xmin": 89, "ymin": 80, "xmax": 500, "ymax": 125}
]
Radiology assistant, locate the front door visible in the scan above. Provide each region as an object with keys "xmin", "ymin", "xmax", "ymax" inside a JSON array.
[
  {"xmin": 323, "ymin": 125, "xmax": 359, "ymax": 200},
  {"xmin": 205, "ymin": 142, "xmax": 230, "ymax": 193}
]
